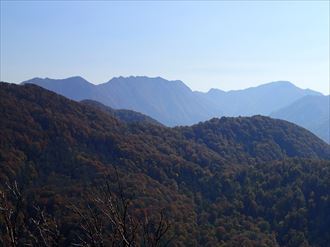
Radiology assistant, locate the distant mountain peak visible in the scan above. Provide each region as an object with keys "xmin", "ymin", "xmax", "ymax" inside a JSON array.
[
  {"xmin": 22, "ymin": 76, "xmax": 91, "ymax": 85},
  {"xmin": 103, "ymin": 76, "xmax": 190, "ymax": 90},
  {"xmin": 244, "ymin": 81, "xmax": 296, "ymax": 90},
  {"xmin": 207, "ymin": 88, "xmax": 226, "ymax": 94},
  {"xmin": 107, "ymin": 75, "xmax": 176, "ymax": 83},
  {"xmin": 267, "ymin": 80, "xmax": 294, "ymax": 85},
  {"xmin": 66, "ymin": 75, "xmax": 87, "ymax": 81},
  {"xmin": 23, "ymin": 77, "xmax": 44, "ymax": 83}
]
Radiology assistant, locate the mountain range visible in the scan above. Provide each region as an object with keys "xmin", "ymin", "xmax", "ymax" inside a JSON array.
[
  {"xmin": 199, "ymin": 81, "xmax": 321, "ymax": 116},
  {"xmin": 22, "ymin": 76, "xmax": 328, "ymax": 143},
  {"xmin": 23, "ymin": 76, "xmax": 219, "ymax": 126},
  {"xmin": 1, "ymin": 82, "xmax": 330, "ymax": 246}
]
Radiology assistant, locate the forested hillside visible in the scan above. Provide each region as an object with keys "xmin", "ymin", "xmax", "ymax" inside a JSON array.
[{"xmin": 1, "ymin": 82, "xmax": 329, "ymax": 246}]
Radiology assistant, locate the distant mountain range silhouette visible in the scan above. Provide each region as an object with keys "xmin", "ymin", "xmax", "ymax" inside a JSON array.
[{"xmin": 22, "ymin": 76, "xmax": 328, "ymax": 142}]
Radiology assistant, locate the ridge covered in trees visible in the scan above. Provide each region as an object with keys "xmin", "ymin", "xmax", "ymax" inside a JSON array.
[{"xmin": 0, "ymin": 82, "xmax": 329, "ymax": 246}]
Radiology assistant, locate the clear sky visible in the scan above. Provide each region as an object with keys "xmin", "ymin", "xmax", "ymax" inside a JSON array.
[{"xmin": 1, "ymin": 1, "xmax": 329, "ymax": 94}]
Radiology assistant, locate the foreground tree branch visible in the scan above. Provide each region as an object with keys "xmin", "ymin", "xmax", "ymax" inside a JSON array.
[
  {"xmin": 0, "ymin": 181, "xmax": 60, "ymax": 247},
  {"xmin": 72, "ymin": 169, "xmax": 173, "ymax": 247}
]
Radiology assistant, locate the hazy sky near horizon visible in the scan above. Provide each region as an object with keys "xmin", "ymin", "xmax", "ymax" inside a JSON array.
[{"xmin": 1, "ymin": 1, "xmax": 329, "ymax": 94}]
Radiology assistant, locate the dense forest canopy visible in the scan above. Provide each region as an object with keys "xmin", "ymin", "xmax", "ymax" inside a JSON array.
[{"xmin": 0, "ymin": 82, "xmax": 329, "ymax": 246}]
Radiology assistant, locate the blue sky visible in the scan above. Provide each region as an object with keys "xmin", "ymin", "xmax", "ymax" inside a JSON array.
[{"xmin": 0, "ymin": 1, "xmax": 329, "ymax": 94}]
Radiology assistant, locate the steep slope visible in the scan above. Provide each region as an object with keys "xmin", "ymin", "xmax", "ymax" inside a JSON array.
[
  {"xmin": 202, "ymin": 81, "xmax": 321, "ymax": 116},
  {"xmin": 81, "ymin": 99, "xmax": 163, "ymax": 126},
  {"xmin": 271, "ymin": 95, "xmax": 330, "ymax": 143},
  {"xmin": 1, "ymin": 82, "xmax": 330, "ymax": 246}
]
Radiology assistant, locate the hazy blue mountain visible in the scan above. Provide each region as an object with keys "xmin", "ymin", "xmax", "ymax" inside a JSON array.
[
  {"xmin": 22, "ymin": 76, "xmax": 104, "ymax": 101},
  {"xmin": 98, "ymin": 76, "xmax": 221, "ymax": 126},
  {"xmin": 271, "ymin": 95, "xmax": 330, "ymax": 143},
  {"xmin": 23, "ymin": 76, "xmax": 220, "ymax": 126},
  {"xmin": 201, "ymin": 81, "xmax": 322, "ymax": 116},
  {"xmin": 22, "ymin": 76, "xmax": 322, "ymax": 128}
]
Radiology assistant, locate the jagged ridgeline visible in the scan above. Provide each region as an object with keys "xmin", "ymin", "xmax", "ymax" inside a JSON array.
[{"xmin": 0, "ymin": 82, "xmax": 330, "ymax": 246}]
